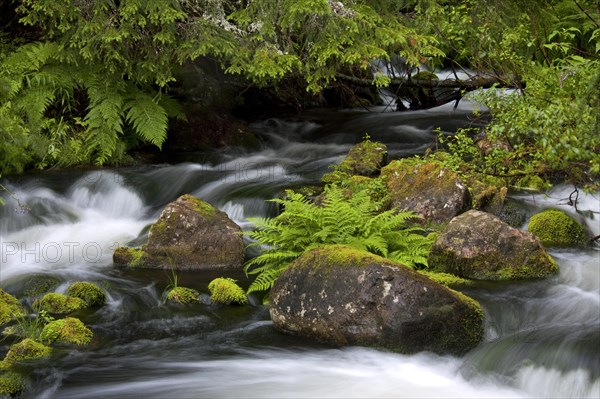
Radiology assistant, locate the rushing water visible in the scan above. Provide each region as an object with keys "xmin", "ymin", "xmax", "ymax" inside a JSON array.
[{"xmin": 1, "ymin": 103, "xmax": 599, "ymax": 398}]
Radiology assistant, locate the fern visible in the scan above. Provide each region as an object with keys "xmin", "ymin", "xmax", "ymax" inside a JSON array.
[{"xmin": 244, "ymin": 185, "xmax": 434, "ymax": 294}]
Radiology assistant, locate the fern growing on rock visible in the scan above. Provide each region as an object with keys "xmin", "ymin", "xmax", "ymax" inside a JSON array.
[{"xmin": 244, "ymin": 185, "xmax": 434, "ymax": 294}]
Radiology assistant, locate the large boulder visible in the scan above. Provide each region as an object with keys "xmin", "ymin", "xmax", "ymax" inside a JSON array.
[
  {"xmin": 429, "ymin": 210, "xmax": 558, "ymax": 280},
  {"xmin": 527, "ymin": 208, "xmax": 588, "ymax": 247},
  {"xmin": 380, "ymin": 159, "xmax": 471, "ymax": 225},
  {"xmin": 270, "ymin": 245, "xmax": 483, "ymax": 355},
  {"xmin": 114, "ymin": 194, "xmax": 243, "ymax": 270}
]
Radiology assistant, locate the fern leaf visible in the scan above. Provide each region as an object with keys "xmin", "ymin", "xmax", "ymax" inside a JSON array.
[{"xmin": 124, "ymin": 91, "xmax": 168, "ymax": 148}]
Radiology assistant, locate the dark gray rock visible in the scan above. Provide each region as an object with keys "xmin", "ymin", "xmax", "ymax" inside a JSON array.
[{"xmin": 270, "ymin": 245, "xmax": 483, "ymax": 355}]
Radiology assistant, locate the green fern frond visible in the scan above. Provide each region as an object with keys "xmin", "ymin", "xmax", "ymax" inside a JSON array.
[{"xmin": 124, "ymin": 91, "xmax": 168, "ymax": 148}]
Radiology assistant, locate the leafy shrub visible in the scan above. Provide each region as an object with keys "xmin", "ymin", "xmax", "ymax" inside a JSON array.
[{"xmin": 244, "ymin": 185, "xmax": 434, "ymax": 294}]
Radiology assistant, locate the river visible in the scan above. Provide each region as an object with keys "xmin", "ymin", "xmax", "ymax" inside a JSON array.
[{"xmin": 1, "ymin": 101, "xmax": 599, "ymax": 398}]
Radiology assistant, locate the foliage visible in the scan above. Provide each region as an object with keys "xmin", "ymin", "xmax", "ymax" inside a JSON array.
[
  {"xmin": 244, "ymin": 185, "xmax": 434, "ymax": 294},
  {"xmin": 66, "ymin": 282, "xmax": 106, "ymax": 307},
  {"xmin": 208, "ymin": 278, "xmax": 248, "ymax": 305},
  {"xmin": 2, "ymin": 311, "xmax": 54, "ymax": 341},
  {"xmin": 39, "ymin": 317, "xmax": 93, "ymax": 346}
]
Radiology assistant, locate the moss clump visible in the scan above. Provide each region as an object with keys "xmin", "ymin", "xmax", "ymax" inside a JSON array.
[
  {"xmin": 418, "ymin": 270, "xmax": 474, "ymax": 287},
  {"xmin": 39, "ymin": 317, "xmax": 93, "ymax": 345},
  {"xmin": 528, "ymin": 209, "xmax": 588, "ymax": 247},
  {"xmin": 113, "ymin": 246, "xmax": 146, "ymax": 267},
  {"xmin": 182, "ymin": 194, "xmax": 217, "ymax": 217},
  {"xmin": 336, "ymin": 139, "xmax": 388, "ymax": 177},
  {"xmin": 1, "ymin": 338, "xmax": 52, "ymax": 368},
  {"xmin": 0, "ymin": 289, "xmax": 25, "ymax": 325},
  {"xmin": 33, "ymin": 293, "xmax": 86, "ymax": 315},
  {"xmin": 0, "ymin": 371, "xmax": 27, "ymax": 397},
  {"xmin": 165, "ymin": 286, "xmax": 200, "ymax": 304},
  {"xmin": 208, "ymin": 278, "xmax": 248, "ymax": 305},
  {"xmin": 22, "ymin": 275, "xmax": 61, "ymax": 298},
  {"xmin": 66, "ymin": 282, "xmax": 106, "ymax": 307}
]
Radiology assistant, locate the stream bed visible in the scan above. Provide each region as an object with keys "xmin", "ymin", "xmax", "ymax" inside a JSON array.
[{"xmin": 1, "ymin": 102, "xmax": 599, "ymax": 398}]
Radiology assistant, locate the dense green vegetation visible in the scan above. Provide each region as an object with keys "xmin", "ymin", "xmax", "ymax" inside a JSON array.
[
  {"xmin": 0, "ymin": 0, "xmax": 598, "ymax": 186},
  {"xmin": 244, "ymin": 185, "xmax": 433, "ymax": 294}
]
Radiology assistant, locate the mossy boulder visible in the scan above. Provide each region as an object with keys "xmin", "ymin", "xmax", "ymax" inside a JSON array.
[
  {"xmin": 1, "ymin": 339, "xmax": 52, "ymax": 368},
  {"xmin": 0, "ymin": 289, "xmax": 25, "ymax": 325},
  {"xmin": 380, "ymin": 159, "xmax": 471, "ymax": 225},
  {"xmin": 528, "ymin": 209, "xmax": 588, "ymax": 247},
  {"xmin": 0, "ymin": 371, "xmax": 27, "ymax": 397},
  {"xmin": 66, "ymin": 282, "xmax": 106, "ymax": 307},
  {"xmin": 164, "ymin": 287, "xmax": 200, "ymax": 304},
  {"xmin": 39, "ymin": 317, "xmax": 93, "ymax": 345},
  {"xmin": 208, "ymin": 278, "xmax": 248, "ymax": 305},
  {"xmin": 32, "ymin": 293, "xmax": 86, "ymax": 315},
  {"xmin": 429, "ymin": 210, "xmax": 558, "ymax": 280},
  {"xmin": 269, "ymin": 245, "xmax": 483, "ymax": 355},
  {"xmin": 336, "ymin": 139, "xmax": 388, "ymax": 177},
  {"xmin": 498, "ymin": 199, "xmax": 527, "ymax": 228},
  {"xmin": 113, "ymin": 194, "xmax": 244, "ymax": 270}
]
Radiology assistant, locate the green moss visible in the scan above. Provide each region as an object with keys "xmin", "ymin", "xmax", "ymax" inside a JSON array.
[
  {"xmin": 208, "ymin": 278, "xmax": 248, "ymax": 305},
  {"xmin": 183, "ymin": 194, "xmax": 217, "ymax": 217},
  {"xmin": 66, "ymin": 282, "xmax": 106, "ymax": 307},
  {"xmin": 0, "ymin": 289, "xmax": 25, "ymax": 325},
  {"xmin": 528, "ymin": 209, "xmax": 588, "ymax": 247},
  {"xmin": 39, "ymin": 317, "xmax": 93, "ymax": 345},
  {"xmin": 0, "ymin": 371, "xmax": 27, "ymax": 397},
  {"xmin": 32, "ymin": 293, "xmax": 86, "ymax": 315},
  {"xmin": 22, "ymin": 275, "xmax": 61, "ymax": 298},
  {"xmin": 336, "ymin": 139, "xmax": 388, "ymax": 176},
  {"xmin": 2, "ymin": 338, "xmax": 52, "ymax": 367},
  {"xmin": 114, "ymin": 246, "xmax": 146, "ymax": 267},
  {"xmin": 418, "ymin": 270, "xmax": 474, "ymax": 287},
  {"xmin": 452, "ymin": 290, "xmax": 485, "ymax": 350},
  {"xmin": 165, "ymin": 286, "xmax": 200, "ymax": 304}
]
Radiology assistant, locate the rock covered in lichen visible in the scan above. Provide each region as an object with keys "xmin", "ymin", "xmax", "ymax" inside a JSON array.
[
  {"xmin": 429, "ymin": 210, "xmax": 558, "ymax": 280},
  {"xmin": 32, "ymin": 293, "xmax": 86, "ymax": 315},
  {"xmin": 380, "ymin": 159, "xmax": 471, "ymax": 225},
  {"xmin": 208, "ymin": 278, "xmax": 248, "ymax": 305},
  {"xmin": 66, "ymin": 282, "xmax": 106, "ymax": 307},
  {"xmin": 528, "ymin": 208, "xmax": 588, "ymax": 247},
  {"xmin": 164, "ymin": 287, "xmax": 200, "ymax": 304},
  {"xmin": 270, "ymin": 245, "xmax": 483, "ymax": 355},
  {"xmin": 113, "ymin": 194, "xmax": 243, "ymax": 270},
  {"xmin": 0, "ymin": 289, "xmax": 25, "ymax": 325},
  {"xmin": 39, "ymin": 317, "xmax": 93, "ymax": 345}
]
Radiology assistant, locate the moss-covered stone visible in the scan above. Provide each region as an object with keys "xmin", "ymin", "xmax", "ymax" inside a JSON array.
[
  {"xmin": 0, "ymin": 371, "xmax": 27, "ymax": 397},
  {"xmin": 429, "ymin": 210, "xmax": 559, "ymax": 280},
  {"xmin": 21, "ymin": 275, "xmax": 61, "ymax": 298},
  {"xmin": 1, "ymin": 338, "xmax": 51, "ymax": 368},
  {"xmin": 270, "ymin": 245, "xmax": 483, "ymax": 355},
  {"xmin": 498, "ymin": 199, "xmax": 527, "ymax": 228},
  {"xmin": 380, "ymin": 158, "xmax": 471, "ymax": 224},
  {"xmin": 336, "ymin": 139, "xmax": 388, "ymax": 177},
  {"xmin": 39, "ymin": 317, "xmax": 93, "ymax": 345},
  {"xmin": 32, "ymin": 293, "xmax": 86, "ymax": 315},
  {"xmin": 165, "ymin": 286, "xmax": 200, "ymax": 304},
  {"xmin": 208, "ymin": 278, "xmax": 248, "ymax": 305},
  {"xmin": 528, "ymin": 209, "xmax": 588, "ymax": 247},
  {"xmin": 114, "ymin": 194, "xmax": 243, "ymax": 270},
  {"xmin": 0, "ymin": 289, "xmax": 25, "ymax": 325},
  {"xmin": 113, "ymin": 246, "xmax": 146, "ymax": 267},
  {"xmin": 66, "ymin": 282, "xmax": 106, "ymax": 307}
]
